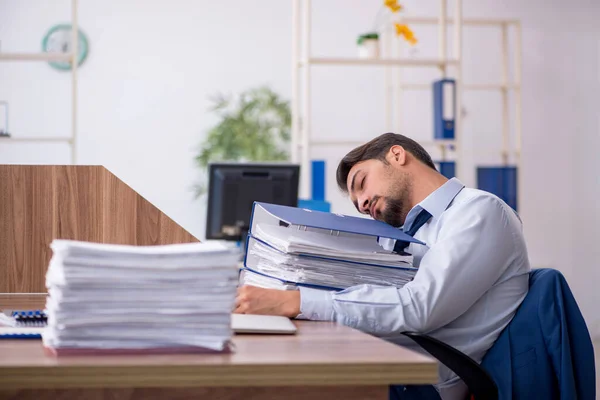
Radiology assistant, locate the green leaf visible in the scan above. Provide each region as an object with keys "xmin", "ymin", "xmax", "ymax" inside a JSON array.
[{"xmin": 193, "ymin": 86, "xmax": 292, "ymax": 198}]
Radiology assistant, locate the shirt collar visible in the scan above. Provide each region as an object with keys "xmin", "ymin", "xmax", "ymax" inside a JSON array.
[{"xmin": 403, "ymin": 178, "xmax": 465, "ymax": 229}]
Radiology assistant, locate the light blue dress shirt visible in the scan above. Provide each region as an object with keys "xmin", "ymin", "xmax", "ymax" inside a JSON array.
[{"xmin": 299, "ymin": 178, "xmax": 531, "ymax": 399}]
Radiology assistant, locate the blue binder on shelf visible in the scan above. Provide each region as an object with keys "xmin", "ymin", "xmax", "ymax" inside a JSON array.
[
  {"xmin": 477, "ymin": 166, "xmax": 518, "ymax": 211},
  {"xmin": 435, "ymin": 161, "xmax": 455, "ymax": 179},
  {"xmin": 433, "ymin": 79, "xmax": 456, "ymax": 139},
  {"xmin": 311, "ymin": 160, "xmax": 326, "ymax": 202},
  {"xmin": 298, "ymin": 160, "xmax": 331, "ymax": 212}
]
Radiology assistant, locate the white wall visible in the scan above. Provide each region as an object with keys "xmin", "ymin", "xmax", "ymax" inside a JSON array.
[{"xmin": 1, "ymin": 0, "xmax": 599, "ymax": 336}]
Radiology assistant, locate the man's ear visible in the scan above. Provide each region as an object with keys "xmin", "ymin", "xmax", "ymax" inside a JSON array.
[{"xmin": 387, "ymin": 145, "xmax": 407, "ymax": 165}]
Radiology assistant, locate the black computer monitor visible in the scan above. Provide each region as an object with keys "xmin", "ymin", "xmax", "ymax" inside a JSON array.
[{"xmin": 205, "ymin": 162, "xmax": 300, "ymax": 241}]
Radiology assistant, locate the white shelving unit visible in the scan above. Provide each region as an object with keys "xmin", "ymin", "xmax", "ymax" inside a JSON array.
[
  {"xmin": 0, "ymin": 0, "xmax": 79, "ymax": 164},
  {"xmin": 303, "ymin": 57, "xmax": 460, "ymax": 67},
  {"xmin": 0, "ymin": 53, "xmax": 72, "ymax": 62},
  {"xmin": 291, "ymin": 0, "xmax": 522, "ymax": 209}
]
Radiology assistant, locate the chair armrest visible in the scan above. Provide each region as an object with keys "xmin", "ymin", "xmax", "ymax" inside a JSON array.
[{"xmin": 401, "ymin": 331, "xmax": 498, "ymax": 400}]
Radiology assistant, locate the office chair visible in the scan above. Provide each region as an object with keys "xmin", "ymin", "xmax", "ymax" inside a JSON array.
[
  {"xmin": 400, "ymin": 268, "xmax": 596, "ymax": 400},
  {"xmin": 401, "ymin": 331, "xmax": 498, "ymax": 400}
]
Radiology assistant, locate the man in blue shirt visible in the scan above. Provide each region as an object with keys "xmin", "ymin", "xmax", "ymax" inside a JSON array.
[{"xmin": 235, "ymin": 133, "xmax": 530, "ymax": 399}]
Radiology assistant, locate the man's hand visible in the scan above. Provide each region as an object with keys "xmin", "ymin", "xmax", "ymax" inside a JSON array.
[{"xmin": 234, "ymin": 285, "xmax": 300, "ymax": 317}]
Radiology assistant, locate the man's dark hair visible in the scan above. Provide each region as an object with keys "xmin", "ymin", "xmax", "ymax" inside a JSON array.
[{"xmin": 336, "ymin": 132, "xmax": 437, "ymax": 192}]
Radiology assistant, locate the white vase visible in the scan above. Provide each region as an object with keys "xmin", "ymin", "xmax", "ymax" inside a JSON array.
[{"xmin": 358, "ymin": 39, "xmax": 380, "ymax": 59}]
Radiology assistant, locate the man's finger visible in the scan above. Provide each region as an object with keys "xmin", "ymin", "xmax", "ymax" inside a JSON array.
[
  {"xmin": 233, "ymin": 304, "xmax": 246, "ymax": 314},
  {"xmin": 235, "ymin": 292, "xmax": 249, "ymax": 307}
]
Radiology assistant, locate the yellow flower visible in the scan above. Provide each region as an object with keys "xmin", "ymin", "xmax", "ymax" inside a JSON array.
[
  {"xmin": 384, "ymin": 0, "xmax": 403, "ymax": 13},
  {"xmin": 394, "ymin": 23, "xmax": 418, "ymax": 45}
]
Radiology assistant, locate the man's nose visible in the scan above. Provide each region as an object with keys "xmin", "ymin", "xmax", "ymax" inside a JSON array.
[{"xmin": 358, "ymin": 196, "xmax": 370, "ymax": 214}]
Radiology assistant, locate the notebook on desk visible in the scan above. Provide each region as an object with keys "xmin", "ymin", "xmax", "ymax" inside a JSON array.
[
  {"xmin": 0, "ymin": 310, "xmax": 47, "ymax": 337},
  {"xmin": 0, "ymin": 327, "xmax": 44, "ymax": 339},
  {"xmin": 0, "ymin": 310, "xmax": 47, "ymax": 327}
]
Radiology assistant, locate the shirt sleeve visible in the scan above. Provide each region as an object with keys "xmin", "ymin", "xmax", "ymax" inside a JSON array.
[{"xmin": 299, "ymin": 196, "xmax": 520, "ymax": 335}]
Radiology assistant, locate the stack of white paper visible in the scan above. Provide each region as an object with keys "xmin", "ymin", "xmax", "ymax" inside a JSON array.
[
  {"xmin": 241, "ymin": 223, "xmax": 418, "ymax": 291},
  {"xmin": 43, "ymin": 240, "xmax": 239, "ymax": 354},
  {"xmin": 256, "ymin": 224, "xmax": 412, "ymax": 266}
]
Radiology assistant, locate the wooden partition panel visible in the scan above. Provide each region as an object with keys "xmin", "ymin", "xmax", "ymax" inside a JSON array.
[{"xmin": 0, "ymin": 165, "xmax": 198, "ymax": 294}]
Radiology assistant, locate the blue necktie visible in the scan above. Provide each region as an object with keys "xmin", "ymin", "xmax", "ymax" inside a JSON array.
[{"xmin": 393, "ymin": 209, "xmax": 432, "ymax": 253}]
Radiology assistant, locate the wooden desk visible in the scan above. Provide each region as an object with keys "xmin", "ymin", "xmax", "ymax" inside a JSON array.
[
  {"xmin": 0, "ymin": 293, "xmax": 46, "ymax": 311},
  {"xmin": 0, "ymin": 321, "xmax": 437, "ymax": 400}
]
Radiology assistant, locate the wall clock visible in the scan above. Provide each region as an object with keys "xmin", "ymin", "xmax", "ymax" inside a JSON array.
[{"xmin": 42, "ymin": 24, "xmax": 89, "ymax": 71}]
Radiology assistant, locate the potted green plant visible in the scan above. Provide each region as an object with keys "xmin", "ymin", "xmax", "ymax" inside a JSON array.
[
  {"xmin": 193, "ymin": 86, "xmax": 291, "ymax": 197},
  {"xmin": 356, "ymin": 0, "xmax": 418, "ymax": 59},
  {"xmin": 357, "ymin": 32, "xmax": 380, "ymax": 59}
]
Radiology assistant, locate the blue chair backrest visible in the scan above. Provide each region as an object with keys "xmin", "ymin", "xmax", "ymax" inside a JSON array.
[{"xmin": 481, "ymin": 268, "xmax": 596, "ymax": 400}]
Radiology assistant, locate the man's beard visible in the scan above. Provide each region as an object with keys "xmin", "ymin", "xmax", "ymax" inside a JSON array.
[
  {"xmin": 381, "ymin": 197, "xmax": 406, "ymax": 227},
  {"xmin": 379, "ymin": 170, "xmax": 411, "ymax": 227}
]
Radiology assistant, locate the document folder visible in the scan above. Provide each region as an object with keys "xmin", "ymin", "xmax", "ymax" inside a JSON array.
[
  {"xmin": 248, "ymin": 202, "xmax": 424, "ymax": 245},
  {"xmin": 242, "ymin": 202, "xmax": 423, "ymax": 291},
  {"xmin": 433, "ymin": 79, "xmax": 456, "ymax": 139}
]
